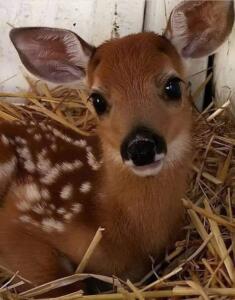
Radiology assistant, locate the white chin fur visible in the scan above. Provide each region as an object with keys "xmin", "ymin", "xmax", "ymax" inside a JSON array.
[
  {"xmin": 129, "ymin": 161, "xmax": 164, "ymax": 177},
  {"xmin": 125, "ymin": 153, "xmax": 165, "ymax": 177}
]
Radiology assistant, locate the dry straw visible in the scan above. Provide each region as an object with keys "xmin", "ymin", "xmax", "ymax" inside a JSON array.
[{"xmin": 0, "ymin": 74, "xmax": 235, "ymax": 299}]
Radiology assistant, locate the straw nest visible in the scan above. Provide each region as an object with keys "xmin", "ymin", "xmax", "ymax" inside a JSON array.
[{"xmin": 0, "ymin": 75, "xmax": 235, "ymax": 300}]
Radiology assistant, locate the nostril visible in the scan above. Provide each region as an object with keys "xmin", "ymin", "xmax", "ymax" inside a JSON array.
[
  {"xmin": 127, "ymin": 140, "xmax": 156, "ymax": 166},
  {"xmin": 127, "ymin": 140, "xmax": 155, "ymax": 157}
]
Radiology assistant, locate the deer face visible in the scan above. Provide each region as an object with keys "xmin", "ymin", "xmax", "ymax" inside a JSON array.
[{"xmin": 86, "ymin": 33, "xmax": 191, "ymax": 176}]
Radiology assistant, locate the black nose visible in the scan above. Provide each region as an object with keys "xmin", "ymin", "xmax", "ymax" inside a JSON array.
[{"xmin": 121, "ymin": 127, "xmax": 167, "ymax": 167}]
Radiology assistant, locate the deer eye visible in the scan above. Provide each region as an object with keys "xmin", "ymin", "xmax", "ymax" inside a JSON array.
[
  {"xmin": 89, "ymin": 93, "xmax": 108, "ymax": 115},
  {"xmin": 165, "ymin": 77, "xmax": 182, "ymax": 100}
]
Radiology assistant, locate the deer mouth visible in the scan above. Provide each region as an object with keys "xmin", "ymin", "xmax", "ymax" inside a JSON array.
[{"xmin": 125, "ymin": 153, "xmax": 165, "ymax": 177}]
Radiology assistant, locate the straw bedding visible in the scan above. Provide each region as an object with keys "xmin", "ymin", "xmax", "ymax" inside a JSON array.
[{"xmin": 0, "ymin": 75, "xmax": 235, "ymax": 300}]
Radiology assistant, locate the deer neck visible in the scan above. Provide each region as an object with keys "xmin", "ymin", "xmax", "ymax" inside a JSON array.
[{"xmin": 96, "ymin": 147, "xmax": 187, "ymax": 247}]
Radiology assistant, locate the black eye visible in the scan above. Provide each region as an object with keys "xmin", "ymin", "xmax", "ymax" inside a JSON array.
[
  {"xmin": 165, "ymin": 77, "xmax": 182, "ymax": 100},
  {"xmin": 89, "ymin": 93, "xmax": 108, "ymax": 115}
]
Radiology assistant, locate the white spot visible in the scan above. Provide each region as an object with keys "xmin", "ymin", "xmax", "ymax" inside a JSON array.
[
  {"xmin": 50, "ymin": 204, "xmax": 56, "ymax": 210},
  {"xmin": 39, "ymin": 123, "xmax": 47, "ymax": 131},
  {"xmin": 80, "ymin": 182, "xmax": 91, "ymax": 194},
  {"xmin": 0, "ymin": 157, "xmax": 16, "ymax": 179},
  {"xmin": 27, "ymin": 128, "xmax": 34, "ymax": 134},
  {"xmin": 41, "ymin": 188, "xmax": 50, "ymax": 200},
  {"xmin": 32, "ymin": 203, "xmax": 45, "ymax": 214},
  {"xmin": 18, "ymin": 146, "xmax": 31, "ymax": 161},
  {"xmin": 25, "ymin": 183, "xmax": 41, "ymax": 203},
  {"xmin": 52, "ymin": 128, "xmax": 72, "ymax": 143},
  {"xmin": 74, "ymin": 160, "xmax": 83, "ymax": 168},
  {"xmin": 87, "ymin": 151, "xmax": 101, "ymax": 171},
  {"xmin": 61, "ymin": 160, "xmax": 83, "ymax": 172},
  {"xmin": 16, "ymin": 199, "xmax": 31, "ymax": 211},
  {"xmin": 15, "ymin": 136, "xmax": 27, "ymax": 145},
  {"xmin": 60, "ymin": 184, "xmax": 73, "ymax": 200},
  {"xmin": 86, "ymin": 146, "xmax": 92, "ymax": 152},
  {"xmin": 24, "ymin": 160, "xmax": 36, "ymax": 173},
  {"xmin": 51, "ymin": 127, "xmax": 83, "ymax": 145},
  {"xmin": 40, "ymin": 167, "xmax": 60, "ymax": 185},
  {"xmin": 64, "ymin": 212, "xmax": 73, "ymax": 221},
  {"xmin": 71, "ymin": 203, "xmax": 82, "ymax": 213},
  {"xmin": 74, "ymin": 139, "xmax": 87, "ymax": 148},
  {"xmin": 8, "ymin": 138, "xmax": 15, "ymax": 145},
  {"xmin": 38, "ymin": 149, "xmax": 47, "ymax": 157},
  {"xmin": 19, "ymin": 215, "xmax": 39, "ymax": 227},
  {"xmin": 48, "ymin": 126, "xmax": 89, "ymax": 149},
  {"xmin": 61, "ymin": 162, "xmax": 75, "ymax": 172},
  {"xmin": 51, "ymin": 144, "xmax": 57, "ymax": 151},
  {"xmin": 63, "ymin": 135, "xmax": 72, "ymax": 143},
  {"xmin": 15, "ymin": 183, "xmax": 41, "ymax": 212},
  {"xmin": 47, "ymin": 124, "xmax": 53, "ymax": 131},
  {"xmin": 37, "ymin": 157, "xmax": 52, "ymax": 175},
  {"xmin": 34, "ymin": 134, "xmax": 42, "ymax": 141},
  {"xmin": 19, "ymin": 215, "xmax": 32, "ymax": 223},
  {"xmin": 1, "ymin": 135, "xmax": 9, "ymax": 146},
  {"xmin": 41, "ymin": 218, "xmax": 65, "ymax": 233},
  {"xmin": 57, "ymin": 207, "xmax": 66, "ymax": 215}
]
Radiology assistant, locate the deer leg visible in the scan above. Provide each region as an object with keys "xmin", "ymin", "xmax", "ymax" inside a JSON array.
[{"xmin": 0, "ymin": 219, "xmax": 76, "ymax": 293}]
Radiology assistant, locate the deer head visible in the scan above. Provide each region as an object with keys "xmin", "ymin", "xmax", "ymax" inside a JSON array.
[{"xmin": 10, "ymin": 0, "xmax": 234, "ymax": 178}]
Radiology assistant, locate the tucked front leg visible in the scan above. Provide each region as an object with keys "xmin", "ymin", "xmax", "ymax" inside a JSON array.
[{"xmin": 0, "ymin": 216, "xmax": 74, "ymax": 291}]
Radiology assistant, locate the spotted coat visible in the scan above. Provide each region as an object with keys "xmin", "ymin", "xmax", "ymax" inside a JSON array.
[{"xmin": 0, "ymin": 120, "xmax": 101, "ymax": 233}]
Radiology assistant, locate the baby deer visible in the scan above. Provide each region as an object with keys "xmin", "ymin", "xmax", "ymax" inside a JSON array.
[{"xmin": 0, "ymin": 0, "xmax": 233, "ymax": 291}]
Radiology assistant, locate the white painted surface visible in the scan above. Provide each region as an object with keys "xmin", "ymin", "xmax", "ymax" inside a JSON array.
[
  {"xmin": 0, "ymin": 0, "xmax": 145, "ymax": 94},
  {"xmin": 214, "ymin": 24, "xmax": 235, "ymax": 114},
  {"xmin": 144, "ymin": 0, "xmax": 208, "ymax": 109}
]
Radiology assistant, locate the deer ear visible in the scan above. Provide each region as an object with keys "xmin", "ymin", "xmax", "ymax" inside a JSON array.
[
  {"xmin": 164, "ymin": 0, "xmax": 234, "ymax": 58},
  {"xmin": 10, "ymin": 27, "xmax": 94, "ymax": 83}
]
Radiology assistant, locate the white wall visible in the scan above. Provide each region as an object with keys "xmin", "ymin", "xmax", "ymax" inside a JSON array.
[
  {"xmin": 214, "ymin": 24, "xmax": 235, "ymax": 114},
  {"xmin": 0, "ymin": 0, "xmax": 145, "ymax": 93}
]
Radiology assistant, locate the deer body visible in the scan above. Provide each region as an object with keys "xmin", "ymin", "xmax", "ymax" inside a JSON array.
[{"xmin": 0, "ymin": 0, "xmax": 233, "ymax": 290}]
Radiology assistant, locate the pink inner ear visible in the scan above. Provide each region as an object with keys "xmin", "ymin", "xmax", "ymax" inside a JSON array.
[
  {"xmin": 34, "ymin": 59, "xmax": 86, "ymax": 83},
  {"xmin": 165, "ymin": 0, "xmax": 234, "ymax": 59},
  {"xmin": 181, "ymin": 29, "xmax": 214, "ymax": 58},
  {"xmin": 10, "ymin": 27, "xmax": 94, "ymax": 83}
]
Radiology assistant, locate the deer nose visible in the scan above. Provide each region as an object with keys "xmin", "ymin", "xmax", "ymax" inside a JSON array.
[
  {"xmin": 127, "ymin": 139, "xmax": 156, "ymax": 166},
  {"xmin": 121, "ymin": 127, "xmax": 167, "ymax": 167}
]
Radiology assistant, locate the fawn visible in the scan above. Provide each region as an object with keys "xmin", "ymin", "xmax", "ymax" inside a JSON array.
[{"xmin": 0, "ymin": 0, "xmax": 233, "ymax": 291}]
